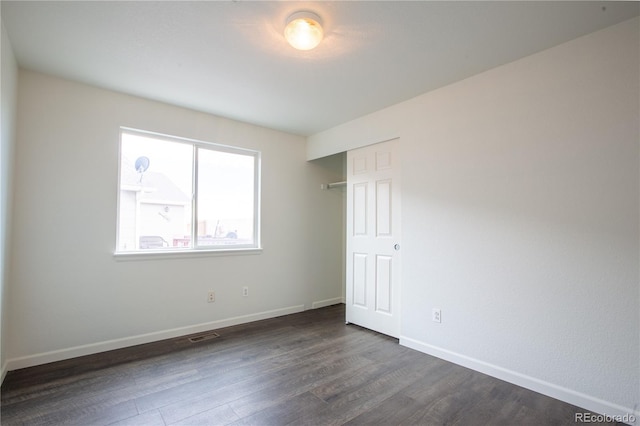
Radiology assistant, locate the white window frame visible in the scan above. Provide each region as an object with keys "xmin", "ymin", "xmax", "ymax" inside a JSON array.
[{"xmin": 115, "ymin": 127, "xmax": 261, "ymax": 258}]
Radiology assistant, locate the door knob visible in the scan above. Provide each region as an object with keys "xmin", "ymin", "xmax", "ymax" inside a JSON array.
[{"xmin": 394, "ymin": 244, "xmax": 400, "ymax": 251}]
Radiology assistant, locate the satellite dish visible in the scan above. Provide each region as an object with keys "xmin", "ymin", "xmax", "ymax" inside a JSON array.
[
  {"xmin": 135, "ymin": 156, "xmax": 150, "ymax": 183},
  {"xmin": 135, "ymin": 156, "xmax": 150, "ymax": 173}
]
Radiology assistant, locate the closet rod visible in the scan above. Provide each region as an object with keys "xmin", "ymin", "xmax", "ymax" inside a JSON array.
[{"xmin": 321, "ymin": 181, "xmax": 346, "ymax": 190}]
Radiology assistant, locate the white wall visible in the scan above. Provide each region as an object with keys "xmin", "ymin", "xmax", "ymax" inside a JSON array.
[
  {"xmin": 7, "ymin": 70, "xmax": 344, "ymax": 368},
  {"xmin": 309, "ymin": 18, "xmax": 639, "ymax": 421},
  {"xmin": 1, "ymin": 18, "xmax": 19, "ymax": 381}
]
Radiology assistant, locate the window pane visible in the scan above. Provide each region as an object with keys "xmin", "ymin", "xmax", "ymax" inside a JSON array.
[
  {"xmin": 196, "ymin": 148, "xmax": 255, "ymax": 247},
  {"xmin": 118, "ymin": 133, "xmax": 193, "ymax": 251}
]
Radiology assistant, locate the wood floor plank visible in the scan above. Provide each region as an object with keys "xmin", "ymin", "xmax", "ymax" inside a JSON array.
[
  {"xmin": 298, "ymin": 356, "xmax": 441, "ymax": 425},
  {"xmin": 155, "ymin": 329, "xmax": 384, "ymax": 423},
  {"xmin": 170, "ymin": 403, "xmax": 239, "ymax": 426},
  {"xmin": 228, "ymin": 392, "xmax": 327, "ymax": 426},
  {"xmin": 310, "ymin": 346, "xmax": 438, "ymax": 404},
  {"xmin": 108, "ymin": 409, "xmax": 167, "ymax": 426},
  {"xmin": 1, "ymin": 304, "xmax": 613, "ymax": 426},
  {"xmin": 0, "ymin": 372, "xmax": 139, "ymax": 425},
  {"xmin": 343, "ymin": 393, "xmax": 425, "ymax": 426},
  {"xmin": 132, "ymin": 328, "xmax": 337, "ymax": 412},
  {"xmin": 137, "ymin": 329, "xmax": 380, "ymax": 416},
  {"xmin": 5, "ymin": 398, "xmax": 139, "ymax": 426},
  {"xmin": 226, "ymin": 354, "xmax": 374, "ymax": 418}
]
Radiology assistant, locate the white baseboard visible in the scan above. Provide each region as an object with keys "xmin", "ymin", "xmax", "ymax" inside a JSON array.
[
  {"xmin": 1, "ymin": 360, "xmax": 7, "ymax": 385},
  {"xmin": 400, "ymin": 336, "xmax": 639, "ymax": 426},
  {"xmin": 6, "ymin": 304, "xmax": 305, "ymax": 372},
  {"xmin": 311, "ymin": 297, "xmax": 343, "ymax": 309}
]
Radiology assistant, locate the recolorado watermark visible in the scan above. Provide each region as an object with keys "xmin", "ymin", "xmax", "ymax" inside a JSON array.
[{"xmin": 575, "ymin": 412, "xmax": 636, "ymax": 423}]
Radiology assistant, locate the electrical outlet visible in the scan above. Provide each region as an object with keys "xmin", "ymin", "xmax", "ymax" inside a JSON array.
[
  {"xmin": 207, "ymin": 291, "xmax": 215, "ymax": 303},
  {"xmin": 432, "ymin": 308, "xmax": 441, "ymax": 323},
  {"xmin": 242, "ymin": 286, "xmax": 249, "ymax": 297}
]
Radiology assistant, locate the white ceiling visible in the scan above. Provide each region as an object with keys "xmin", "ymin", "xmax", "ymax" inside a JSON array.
[{"xmin": 2, "ymin": 1, "xmax": 638, "ymax": 136}]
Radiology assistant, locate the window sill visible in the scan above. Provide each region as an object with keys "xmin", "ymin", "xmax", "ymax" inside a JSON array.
[{"xmin": 113, "ymin": 247, "xmax": 263, "ymax": 261}]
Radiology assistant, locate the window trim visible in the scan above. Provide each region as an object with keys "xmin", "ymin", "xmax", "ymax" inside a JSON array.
[
  {"xmin": 113, "ymin": 247, "xmax": 263, "ymax": 261},
  {"xmin": 115, "ymin": 127, "xmax": 261, "ymax": 255}
]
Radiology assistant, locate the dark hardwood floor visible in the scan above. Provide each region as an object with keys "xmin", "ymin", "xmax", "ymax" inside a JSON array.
[{"xmin": 1, "ymin": 304, "xmax": 614, "ymax": 425}]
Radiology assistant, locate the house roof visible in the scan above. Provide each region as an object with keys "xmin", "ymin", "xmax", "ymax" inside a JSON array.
[{"xmin": 2, "ymin": 1, "xmax": 638, "ymax": 136}]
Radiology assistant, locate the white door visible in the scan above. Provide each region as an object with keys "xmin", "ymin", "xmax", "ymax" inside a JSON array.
[{"xmin": 346, "ymin": 139, "xmax": 401, "ymax": 338}]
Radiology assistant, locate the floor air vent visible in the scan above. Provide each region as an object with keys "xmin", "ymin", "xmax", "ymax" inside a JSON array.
[{"xmin": 188, "ymin": 331, "xmax": 220, "ymax": 343}]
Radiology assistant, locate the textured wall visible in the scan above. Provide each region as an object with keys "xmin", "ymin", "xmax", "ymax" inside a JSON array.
[
  {"xmin": 7, "ymin": 71, "xmax": 344, "ymax": 366},
  {"xmin": 1, "ymin": 18, "xmax": 19, "ymax": 380},
  {"xmin": 309, "ymin": 17, "xmax": 639, "ymax": 419}
]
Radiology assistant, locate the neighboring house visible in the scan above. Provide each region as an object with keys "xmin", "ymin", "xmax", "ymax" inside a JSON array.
[{"xmin": 118, "ymin": 156, "xmax": 190, "ymax": 251}]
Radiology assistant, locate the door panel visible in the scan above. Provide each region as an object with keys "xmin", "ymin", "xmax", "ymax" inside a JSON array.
[
  {"xmin": 353, "ymin": 183, "xmax": 368, "ymax": 236},
  {"xmin": 376, "ymin": 150, "xmax": 392, "ymax": 170},
  {"xmin": 376, "ymin": 180, "xmax": 392, "ymax": 237},
  {"xmin": 346, "ymin": 139, "xmax": 401, "ymax": 338},
  {"xmin": 353, "ymin": 253, "xmax": 368, "ymax": 307},
  {"xmin": 375, "ymin": 255, "xmax": 393, "ymax": 314},
  {"xmin": 353, "ymin": 156, "xmax": 367, "ymax": 174}
]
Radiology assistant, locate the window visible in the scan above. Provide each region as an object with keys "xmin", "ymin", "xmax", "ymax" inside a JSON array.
[{"xmin": 116, "ymin": 128, "xmax": 260, "ymax": 254}]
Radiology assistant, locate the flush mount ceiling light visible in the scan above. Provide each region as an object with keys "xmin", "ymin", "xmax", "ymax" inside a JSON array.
[{"xmin": 284, "ymin": 11, "xmax": 324, "ymax": 51}]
